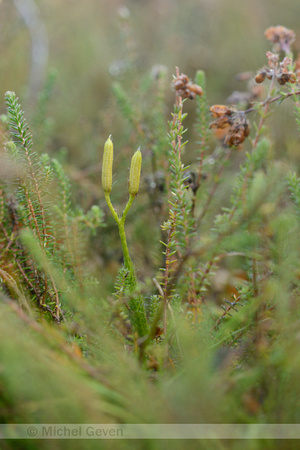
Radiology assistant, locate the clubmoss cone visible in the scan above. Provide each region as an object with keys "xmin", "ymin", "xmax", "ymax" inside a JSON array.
[
  {"xmin": 102, "ymin": 135, "xmax": 113, "ymax": 193},
  {"xmin": 128, "ymin": 149, "xmax": 142, "ymax": 196}
]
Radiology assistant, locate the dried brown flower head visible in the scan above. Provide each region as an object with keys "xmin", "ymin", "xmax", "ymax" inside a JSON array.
[
  {"xmin": 277, "ymin": 56, "xmax": 297, "ymax": 84},
  {"xmin": 255, "ymin": 53, "xmax": 297, "ymax": 86},
  {"xmin": 255, "ymin": 71, "xmax": 268, "ymax": 84},
  {"xmin": 209, "ymin": 105, "xmax": 250, "ymax": 148},
  {"xmin": 264, "ymin": 25, "xmax": 296, "ymax": 53},
  {"xmin": 224, "ymin": 115, "xmax": 250, "ymax": 147},
  {"xmin": 173, "ymin": 73, "xmax": 203, "ymax": 100}
]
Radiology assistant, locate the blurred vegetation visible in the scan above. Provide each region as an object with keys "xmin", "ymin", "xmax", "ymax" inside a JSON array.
[{"xmin": 1, "ymin": 1, "xmax": 300, "ymax": 449}]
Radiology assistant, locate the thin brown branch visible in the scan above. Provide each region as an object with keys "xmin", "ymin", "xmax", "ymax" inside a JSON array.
[{"xmin": 245, "ymin": 89, "xmax": 300, "ymax": 114}]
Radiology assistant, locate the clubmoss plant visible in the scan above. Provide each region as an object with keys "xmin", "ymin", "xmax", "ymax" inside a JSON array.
[
  {"xmin": 102, "ymin": 136, "xmax": 139, "ymax": 283},
  {"xmin": 102, "ymin": 136, "xmax": 149, "ymax": 338}
]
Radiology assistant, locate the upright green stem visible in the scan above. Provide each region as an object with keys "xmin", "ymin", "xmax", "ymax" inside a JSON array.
[{"xmin": 105, "ymin": 191, "xmax": 136, "ymax": 284}]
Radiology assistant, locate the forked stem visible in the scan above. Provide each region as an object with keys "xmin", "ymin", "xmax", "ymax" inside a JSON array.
[{"xmin": 105, "ymin": 192, "xmax": 136, "ymax": 283}]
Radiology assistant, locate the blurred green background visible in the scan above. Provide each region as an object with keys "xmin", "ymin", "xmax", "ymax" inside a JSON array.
[
  {"xmin": 1, "ymin": 0, "xmax": 300, "ymax": 286},
  {"xmin": 1, "ymin": 0, "xmax": 300, "ymax": 161}
]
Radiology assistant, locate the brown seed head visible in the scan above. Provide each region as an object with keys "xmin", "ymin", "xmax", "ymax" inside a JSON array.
[
  {"xmin": 255, "ymin": 71, "xmax": 267, "ymax": 84},
  {"xmin": 210, "ymin": 105, "xmax": 235, "ymax": 118},
  {"xmin": 209, "ymin": 107, "xmax": 250, "ymax": 148},
  {"xmin": 264, "ymin": 25, "xmax": 296, "ymax": 53},
  {"xmin": 189, "ymin": 84, "xmax": 203, "ymax": 96},
  {"xmin": 173, "ymin": 73, "xmax": 203, "ymax": 100}
]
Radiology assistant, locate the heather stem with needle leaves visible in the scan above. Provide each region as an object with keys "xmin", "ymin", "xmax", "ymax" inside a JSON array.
[{"xmin": 160, "ymin": 67, "xmax": 194, "ymax": 335}]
